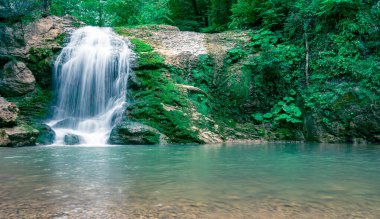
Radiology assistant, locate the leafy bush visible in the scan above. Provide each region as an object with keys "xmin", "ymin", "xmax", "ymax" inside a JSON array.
[
  {"xmin": 252, "ymin": 90, "xmax": 302, "ymax": 127},
  {"xmin": 226, "ymin": 47, "xmax": 248, "ymax": 64}
]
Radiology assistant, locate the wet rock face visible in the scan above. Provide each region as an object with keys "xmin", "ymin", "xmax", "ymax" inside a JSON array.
[
  {"xmin": 0, "ymin": 61, "xmax": 35, "ymax": 97},
  {"xmin": 0, "ymin": 97, "xmax": 19, "ymax": 127},
  {"xmin": 64, "ymin": 134, "xmax": 81, "ymax": 145},
  {"xmin": 36, "ymin": 124, "xmax": 56, "ymax": 145},
  {"xmin": 0, "ymin": 125, "xmax": 39, "ymax": 147},
  {"xmin": 109, "ymin": 121, "xmax": 166, "ymax": 145}
]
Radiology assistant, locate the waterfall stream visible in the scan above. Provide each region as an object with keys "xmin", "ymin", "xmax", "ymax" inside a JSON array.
[{"xmin": 48, "ymin": 26, "xmax": 133, "ymax": 145}]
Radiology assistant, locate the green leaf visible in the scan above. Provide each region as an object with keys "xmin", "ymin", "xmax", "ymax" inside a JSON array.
[
  {"xmin": 263, "ymin": 113, "xmax": 273, "ymax": 119},
  {"xmin": 252, "ymin": 113, "xmax": 264, "ymax": 122}
]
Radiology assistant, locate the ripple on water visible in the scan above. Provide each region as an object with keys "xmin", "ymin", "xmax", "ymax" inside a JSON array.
[{"xmin": 0, "ymin": 143, "xmax": 379, "ymax": 218}]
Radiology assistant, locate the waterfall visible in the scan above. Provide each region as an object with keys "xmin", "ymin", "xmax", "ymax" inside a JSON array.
[{"xmin": 48, "ymin": 26, "xmax": 133, "ymax": 145}]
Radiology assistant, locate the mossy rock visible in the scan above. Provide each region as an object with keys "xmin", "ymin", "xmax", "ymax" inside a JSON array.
[
  {"xmin": 136, "ymin": 52, "xmax": 165, "ymax": 70},
  {"xmin": 26, "ymin": 47, "xmax": 55, "ymax": 89},
  {"xmin": 0, "ymin": 125, "xmax": 39, "ymax": 147},
  {"xmin": 119, "ymin": 36, "xmax": 203, "ymax": 143},
  {"xmin": 127, "ymin": 38, "xmax": 165, "ymax": 70},
  {"xmin": 129, "ymin": 38, "xmax": 154, "ymax": 53},
  {"xmin": 129, "ymin": 68, "xmax": 202, "ymax": 143},
  {"xmin": 109, "ymin": 121, "xmax": 163, "ymax": 145},
  {"xmin": 35, "ymin": 124, "xmax": 55, "ymax": 145},
  {"xmin": 7, "ymin": 86, "xmax": 53, "ymax": 124}
]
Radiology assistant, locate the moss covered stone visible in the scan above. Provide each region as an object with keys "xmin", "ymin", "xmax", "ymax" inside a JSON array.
[
  {"xmin": 0, "ymin": 125, "xmax": 39, "ymax": 147},
  {"xmin": 109, "ymin": 121, "xmax": 163, "ymax": 145},
  {"xmin": 136, "ymin": 52, "xmax": 165, "ymax": 70},
  {"xmin": 129, "ymin": 38, "xmax": 154, "ymax": 53},
  {"xmin": 26, "ymin": 47, "xmax": 55, "ymax": 89},
  {"xmin": 7, "ymin": 86, "xmax": 52, "ymax": 124},
  {"xmin": 125, "ymin": 38, "xmax": 203, "ymax": 144}
]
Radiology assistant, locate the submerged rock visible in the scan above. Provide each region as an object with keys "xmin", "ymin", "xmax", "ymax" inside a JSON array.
[
  {"xmin": 0, "ymin": 125, "xmax": 39, "ymax": 147},
  {"xmin": 109, "ymin": 121, "xmax": 167, "ymax": 145},
  {"xmin": 52, "ymin": 118, "xmax": 79, "ymax": 129},
  {"xmin": 0, "ymin": 61, "xmax": 35, "ymax": 97},
  {"xmin": 64, "ymin": 134, "xmax": 81, "ymax": 145},
  {"xmin": 0, "ymin": 97, "xmax": 19, "ymax": 127},
  {"xmin": 36, "ymin": 124, "xmax": 56, "ymax": 145}
]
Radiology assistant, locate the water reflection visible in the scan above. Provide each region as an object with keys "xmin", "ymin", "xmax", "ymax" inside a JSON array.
[{"xmin": 0, "ymin": 143, "xmax": 379, "ymax": 218}]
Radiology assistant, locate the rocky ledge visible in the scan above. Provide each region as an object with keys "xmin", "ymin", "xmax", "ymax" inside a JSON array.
[{"xmin": 0, "ymin": 125, "xmax": 39, "ymax": 147}]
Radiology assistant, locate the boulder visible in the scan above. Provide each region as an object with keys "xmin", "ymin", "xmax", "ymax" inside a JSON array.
[
  {"xmin": 0, "ymin": 97, "xmax": 19, "ymax": 127},
  {"xmin": 0, "ymin": 125, "xmax": 39, "ymax": 147},
  {"xmin": 0, "ymin": 61, "xmax": 35, "ymax": 97},
  {"xmin": 109, "ymin": 121, "xmax": 167, "ymax": 145},
  {"xmin": 64, "ymin": 134, "xmax": 81, "ymax": 145},
  {"xmin": 36, "ymin": 124, "xmax": 56, "ymax": 145}
]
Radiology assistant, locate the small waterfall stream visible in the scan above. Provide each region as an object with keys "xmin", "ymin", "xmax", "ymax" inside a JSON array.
[{"xmin": 48, "ymin": 26, "xmax": 133, "ymax": 145}]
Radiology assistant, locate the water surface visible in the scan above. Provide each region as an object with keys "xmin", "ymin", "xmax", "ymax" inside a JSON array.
[{"xmin": 0, "ymin": 143, "xmax": 379, "ymax": 218}]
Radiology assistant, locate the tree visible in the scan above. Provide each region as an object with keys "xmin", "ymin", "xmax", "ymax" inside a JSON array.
[{"xmin": 0, "ymin": 0, "xmax": 43, "ymax": 22}]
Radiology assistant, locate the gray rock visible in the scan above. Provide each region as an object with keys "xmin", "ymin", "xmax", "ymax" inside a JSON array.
[
  {"xmin": 0, "ymin": 61, "xmax": 35, "ymax": 97},
  {"xmin": 64, "ymin": 134, "xmax": 81, "ymax": 145},
  {"xmin": 0, "ymin": 125, "xmax": 39, "ymax": 147},
  {"xmin": 0, "ymin": 16, "xmax": 84, "ymax": 58},
  {"xmin": 36, "ymin": 124, "xmax": 56, "ymax": 145},
  {"xmin": 109, "ymin": 121, "xmax": 167, "ymax": 145},
  {"xmin": 0, "ymin": 97, "xmax": 19, "ymax": 127}
]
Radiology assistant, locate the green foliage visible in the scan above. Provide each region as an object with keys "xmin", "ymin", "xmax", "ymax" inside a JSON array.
[
  {"xmin": 136, "ymin": 0, "xmax": 172, "ymax": 24},
  {"xmin": 0, "ymin": 0, "xmax": 49, "ymax": 24},
  {"xmin": 51, "ymin": 0, "xmax": 172, "ymax": 26},
  {"xmin": 230, "ymin": 0, "xmax": 290, "ymax": 29},
  {"xmin": 252, "ymin": 92, "xmax": 302, "ymax": 127},
  {"xmin": 226, "ymin": 47, "xmax": 248, "ymax": 64},
  {"xmin": 241, "ymin": 29, "xmax": 304, "ymax": 112}
]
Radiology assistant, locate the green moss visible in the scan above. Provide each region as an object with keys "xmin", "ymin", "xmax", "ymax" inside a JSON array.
[
  {"xmin": 123, "ymin": 35, "xmax": 202, "ymax": 143},
  {"xmin": 113, "ymin": 27, "xmax": 132, "ymax": 36},
  {"xmin": 137, "ymin": 52, "xmax": 165, "ymax": 70},
  {"xmin": 27, "ymin": 47, "xmax": 55, "ymax": 88},
  {"xmin": 144, "ymin": 132, "xmax": 161, "ymax": 144},
  {"xmin": 54, "ymin": 33, "xmax": 66, "ymax": 45},
  {"xmin": 7, "ymin": 86, "xmax": 53, "ymax": 124},
  {"xmin": 129, "ymin": 69, "xmax": 202, "ymax": 143},
  {"xmin": 129, "ymin": 38, "xmax": 154, "ymax": 53},
  {"xmin": 127, "ymin": 38, "xmax": 165, "ymax": 70},
  {"xmin": 20, "ymin": 124, "xmax": 35, "ymax": 132}
]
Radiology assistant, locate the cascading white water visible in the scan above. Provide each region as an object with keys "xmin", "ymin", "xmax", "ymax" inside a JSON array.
[{"xmin": 48, "ymin": 26, "xmax": 133, "ymax": 145}]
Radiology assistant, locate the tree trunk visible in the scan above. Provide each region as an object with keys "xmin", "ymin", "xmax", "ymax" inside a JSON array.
[
  {"xmin": 304, "ymin": 33, "xmax": 310, "ymax": 86},
  {"xmin": 98, "ymin": 0, "xmax": 103, "ymax": 27},
  {"xmin": 191, "ymin": 0, "xmax": 199, "ymax": 16}
]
